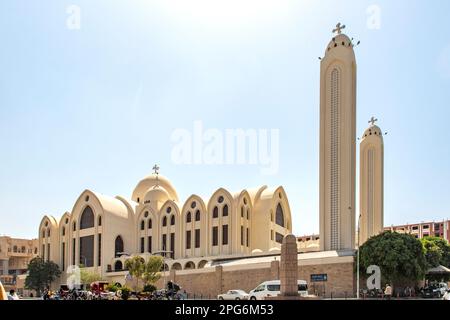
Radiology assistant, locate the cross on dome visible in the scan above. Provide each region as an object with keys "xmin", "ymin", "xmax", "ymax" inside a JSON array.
[
  {"xmin": 369, "ymin": 116, "xmax": 378, "ymax": 126},
  {"xmin": 332, "ymin": 22, "xmax": 346, "ymax": 35},
  {"xmin": 152, "ymin": 164, "xmax": 160, "ymax": 187}
]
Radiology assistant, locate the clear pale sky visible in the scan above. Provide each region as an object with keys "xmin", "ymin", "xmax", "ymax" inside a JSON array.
[{"xmin": 1, "ymin": 0, "xmax": 449, "ymax": 239}]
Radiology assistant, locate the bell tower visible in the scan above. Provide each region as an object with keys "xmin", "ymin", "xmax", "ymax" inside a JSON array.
[{"xmin": 319, "ymin": 23, "xmax": 357, "ymax": 251}]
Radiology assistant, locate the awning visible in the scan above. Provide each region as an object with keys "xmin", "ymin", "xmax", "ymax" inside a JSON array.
[{"xmin": 426, "ymin": 265, "xmax": 450, "ymax": 275}]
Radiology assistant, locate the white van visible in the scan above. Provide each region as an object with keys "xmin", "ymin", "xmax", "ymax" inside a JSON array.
[{"xmin": 248, "ymin": 280, "xmax": 308, "ymax": 300}]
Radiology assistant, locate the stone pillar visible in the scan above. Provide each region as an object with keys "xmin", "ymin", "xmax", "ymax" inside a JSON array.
[
  {"xmin": 280, "ymin": 234, "xmax": 298, "ymax": 297},
  {"xmin": 1, "ymin": 259, "xmax": 8, "ymax": 275},
  {"xmin": 270, "ymin": 260, "xmax": 279, "ymax": 280},
  {"xmin": 215, "ymin": 265, "xmax": 223, "ymax": 295}
]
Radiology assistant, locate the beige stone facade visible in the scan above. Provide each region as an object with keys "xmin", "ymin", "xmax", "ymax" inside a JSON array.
[
  {"xmin": 38, "ymin": 173, "xmax": 292, "ymax": 287},
  {"xmin": 0, "ymin": 236, "xmax": 38, "ymax": 293},
  {"xmin": 319, "ymin": 30, "xmax": 357, "ymax": 252},
  {"xmin": 360, "ymin": 120, "xmax": 384, "ymax": 244}
]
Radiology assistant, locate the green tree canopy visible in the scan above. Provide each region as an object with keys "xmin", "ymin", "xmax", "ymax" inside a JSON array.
[
  {"xmin": 421, "ymin": 236, "xmax": 450, "ymax": 268},
  {"xmin": 125, "ymin": 256, "xmax": 146, "ymax": 292},
  {"xmin": 358, "ymin": 231, "xmax": 427, "ymax": 287},
  {"xmin": 25, "ymin": 257, "xmax": 61, "ymax": 295},
  {"xmin": 79, "ymin": 268, "xmax": 103, "ymax": 287},
  {"xmin": 142, "ymin": 256, "xmax": 163, "ymax": 285}
]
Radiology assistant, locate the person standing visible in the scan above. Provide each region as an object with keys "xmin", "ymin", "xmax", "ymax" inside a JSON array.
[
  {"xmin": 8, "ymin": 289, "xmax": 19, "ymax": 300},
  {"xmin": 384, "ymin": 284, "xmax": 393, "ymax": 300}
]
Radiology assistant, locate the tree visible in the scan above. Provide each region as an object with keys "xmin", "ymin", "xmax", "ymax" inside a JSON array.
[
  {"xmin": 358, "ymin": 231, "xmax": 427, "ymax": 288},
  {"xmin": 25, "ymin": 257, "xmax": 61, "ymax": 296},
  {"xmin": 142, "ymin": 256, "xmax": 163, "ymax": 285},
  {"xmin": 124, "ymin": 256, "xmax": 145, "ymax": 292},
  {"xmin": 421, "ymin": 236, "xmax": 450, "ymax": 268},
  {"xmin": 79, "ymin": 268, "xmax": 103, "ymax": 288}
]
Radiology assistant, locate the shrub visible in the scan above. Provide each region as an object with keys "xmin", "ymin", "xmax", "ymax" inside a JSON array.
[{"xmin": 143, "ymin": 284, "xmax": 157, "ymax": 293}]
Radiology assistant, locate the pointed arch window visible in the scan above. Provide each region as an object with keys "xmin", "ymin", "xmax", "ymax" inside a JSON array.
[
  {"xmin": 170, "ymin": 215, "xmax": 175, "ymax": 226},
  {"xmin": 213, "ymin": 206, "xmax": 218, "ymax": 219},
  {"xmin": 195, "ymin": 210, "xmax": 201, "ymax": 221},
  {"xmin": 276, "ymin": 203, "xmax": 285, "ymax": 227},
  {"xmin": 222, "ymin": 205, "xmax": 229, "ymax": 217},
  {"xmin": 162, "ymin": 216, "xmax": 167, "ymax": 227},
  {"xmin": 148, "ymin": 219, "xmax": 152, "ymax": 229},
  {"xmin": 140, "ymin": 220, "xmax": 145, "ymax": 230},
  {"xmin": 114, "ymin": 236, "xmax": 124, "ymax": 257},
  {"xmin": 47, "ymin": 229, "xmax": 51, "ymax": 237},
  {"xmin": 80, "ymin": 206, "xmax": 94, "ymax": 229},
  {"xmin": 98, "ymin": 216, "xmax": 102, "ymax": 226},
  {"xmin": 73, "ymin": 222, "xmax": 76, "ymax": 231},
  {"xmin": 62, "ymin": 227, "xmax": 66, "ymax": 236},
  {"xmin": 186, "ymin": 212, "xmax": 192, "ymax": 223}
]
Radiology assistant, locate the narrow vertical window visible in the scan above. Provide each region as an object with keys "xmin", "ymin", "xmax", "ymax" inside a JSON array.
[
  {"xmin": 186, "ymin": 231, "xmax": 191, "ymax": 250},
  {"xmin": 212, "ymin": 227, "xmax": 218, "ymax": 246},
  {"xmin": 222, "ymin": 225, "xmax": 229, "ymax": 245},
  {"xmin": 195, "ymin": 229, "xmax": 200, "ymax": 248}
]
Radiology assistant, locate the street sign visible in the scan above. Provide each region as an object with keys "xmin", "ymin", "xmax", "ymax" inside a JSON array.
[{"xmin": 310, "ymin": 274, "xmax": 328, "ymax": 282}]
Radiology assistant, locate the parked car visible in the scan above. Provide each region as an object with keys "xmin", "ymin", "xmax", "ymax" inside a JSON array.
[
  {"xmin": 217, "ymin": 290, "xmax": 249, "ymax": 300},
  {"xmin": 422, "ymin": 285, "xmax": 443, "ymax": 298},
  {"xmin": 248, "ymin": 280, "xmax": 308, "ymax": 300},
  {"xmin": 436, "ymin": 283, "xmax": 448, "ymax": 297}
]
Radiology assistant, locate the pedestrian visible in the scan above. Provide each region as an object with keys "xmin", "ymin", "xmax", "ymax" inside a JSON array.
[
  {"xmin": 8, "ymin": 289, "xmax": 20, "ymax": 300},
  {"xmin": 384, "ymin": 284, "xmax": 392, "ymax": 300}
]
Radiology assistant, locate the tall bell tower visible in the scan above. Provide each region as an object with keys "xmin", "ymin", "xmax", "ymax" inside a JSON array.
[{"xmin": 319, "ymin": 23, "xmax": 357, "ymax": 251}]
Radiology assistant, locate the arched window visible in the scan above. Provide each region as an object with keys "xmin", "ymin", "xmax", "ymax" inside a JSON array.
[
  {"xmin": 170, "ymin": 215, "xmax": 175, "ymax": 226},
  {"xmin": 42, "ymin": 229, "xmax": 45, "ymax": 238},
  {"xmin": 140, "ymin": 220, "xmax": 145, "ymax": 230},
  {"xmin": 98, "ymin": 216, "xmax": 102, "ymax": 226},
  {"xmin": 148, "ymin": 219, "xmax": 152, "ymax": 229},
  {"xmin": 276, "ymin": 203, "xmax": 285, "ymax": 227},
  {"xmin": 62, "ymin": 227, "xmax": 66, "ymax": 236},
  {"xmin": 162, "ymin": 216, "xmax": 167, "ymax": 227},
  {"xmin": 73, "ymin": 222, "xmax": 76, "ymax": 231},
  {"xmin": 222, "ymin": 205, "xmax": 229, "ymax": 217},
  {"xmin": 114, "ymin": 260, "xmax": 123, "ymax": 271},
  {"xmin": 13, "ymin": 246, "xmax": 17, "ymax": 253},
  {"xmin": 247, "ymin": 209, "xmax": 250, "ymax": 220},
  {"xmin": 21, "ymin": 246, "xmax": 26, "ymax": 253},
  {"xmin": 114, "ymin": 236, "xmax": 124, "ymax": 257},
  {"xmin": 241, "ymin": 207, "xmax": 244, "ymax": 218},
  {"xmin": 47, "ymin": 229, "xmax": 51, "ymax": 237},
  {"xmin": 186, "ymin": 212, "xmax": 192, "ymax": 223},
  {"xmin": 195, "ymin": 210, "xmax": 200, "ymax": 221},
  {"xmin": 80, "ymin": 206, "xmax": 94, "ymax": 229},
  {"xmin": 213, "ymin": 206, "xmax": 218, "ymax": 219}
]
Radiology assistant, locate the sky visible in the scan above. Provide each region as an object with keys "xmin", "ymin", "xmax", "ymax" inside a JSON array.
[{"xmin": 1, "ymin": 0, "xmax": 450, "ymax": 239}]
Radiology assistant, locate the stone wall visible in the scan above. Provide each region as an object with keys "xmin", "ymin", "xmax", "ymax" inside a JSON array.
[{"xmin": 155, "ymin": 259, "xmax": 355, "ymax": 299}]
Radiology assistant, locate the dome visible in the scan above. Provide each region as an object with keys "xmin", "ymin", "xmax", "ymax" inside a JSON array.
[
  {"xmin": 362, "ymin": 125, "xmax": 383, "ymax": 140},
  {"xmin": 132, "ymin": 174, "xmax": 179, "ymax": 203},
  {"xmin": 325, "ymin": 34, "xmax": 354, "ymax": 55},
  {"xmin": 143, "ymin": 187, "xmax": 170, "ymax": 204}
]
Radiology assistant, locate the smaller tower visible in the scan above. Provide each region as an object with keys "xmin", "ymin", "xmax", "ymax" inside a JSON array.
[{"xmin": 359, "ymin": 117, "xmax": 384, "ymax": 245}]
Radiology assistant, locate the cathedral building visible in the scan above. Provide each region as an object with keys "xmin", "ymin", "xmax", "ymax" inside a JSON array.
[
  {"xmin": 35, "ymin": 24, "xmax": 383, "ymax": 297},
  {"xmin": 38, "ymin": 170, "xmax": 292, "ymax": 285}
]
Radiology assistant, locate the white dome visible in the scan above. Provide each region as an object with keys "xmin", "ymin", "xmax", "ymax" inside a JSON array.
[
  {"xmin": 143, "ymin": 187, "xmax": 170, "ymax": 204},
  {"xmin": 132, "ymin": 174, "xmax": 179, "ymax": 203}
]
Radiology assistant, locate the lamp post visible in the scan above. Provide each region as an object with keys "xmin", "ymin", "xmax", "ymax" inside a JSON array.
[
  {"xmin": 153, "ymin": 250, "xmax": 173, "ymax": 291},
  {"xmin": 357, "ymin": 214, "xmax": 362, "ymax": 299}
]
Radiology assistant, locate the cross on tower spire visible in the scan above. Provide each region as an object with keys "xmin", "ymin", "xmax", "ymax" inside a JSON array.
[
  {"xmin": 332, "ymin": 22, "xmax": 346, "ymax": 35},
  {"xmin": 369, "ymin": 116, "xmax": 378, "ymax": 126}
]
